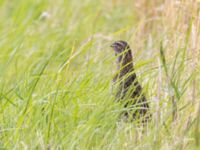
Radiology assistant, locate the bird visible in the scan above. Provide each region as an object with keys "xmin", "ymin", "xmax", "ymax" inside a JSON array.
[{"xmin": 111, "ymin": 40, "xmax": 150, "ymax": 122}]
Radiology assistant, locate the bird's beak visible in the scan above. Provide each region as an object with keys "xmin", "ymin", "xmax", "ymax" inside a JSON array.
[{"xmin": 110, "ymin": 43, "xmax": 117, "ymax": 48}]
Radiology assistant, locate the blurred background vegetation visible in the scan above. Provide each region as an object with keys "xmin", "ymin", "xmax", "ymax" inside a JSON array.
[{"xmin": 0, "ymin": 0, "xmax": 200, "ymax": 149}]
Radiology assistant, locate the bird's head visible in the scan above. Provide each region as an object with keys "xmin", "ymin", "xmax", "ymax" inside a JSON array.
[
  {"xmin": 111, "ymin": 40, "xmax": 131, "ymax": 63},
  {"xmin": 110, "ymin": 40, "xmax": 130, "ymax": 54}
]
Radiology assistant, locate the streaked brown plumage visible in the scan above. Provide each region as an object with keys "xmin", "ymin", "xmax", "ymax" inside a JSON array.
[{"xmin": 111, "ymin": 40, "xmax": 150, "ymax": 122}]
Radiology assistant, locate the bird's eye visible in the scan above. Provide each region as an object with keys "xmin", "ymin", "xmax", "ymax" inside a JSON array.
[{"xmin": 117, "ymin": 45, "xmax": 121, "ymax": 50}]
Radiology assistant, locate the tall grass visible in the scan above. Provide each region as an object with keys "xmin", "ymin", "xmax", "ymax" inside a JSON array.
[{"xmin": 0, "ymin": 0, "xmax": 200, "ymax": 149}]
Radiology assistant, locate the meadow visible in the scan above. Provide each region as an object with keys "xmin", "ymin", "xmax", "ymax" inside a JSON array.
[{"xmin": 0, "ymin": 0, "xmax": 200, "ymax": 149}]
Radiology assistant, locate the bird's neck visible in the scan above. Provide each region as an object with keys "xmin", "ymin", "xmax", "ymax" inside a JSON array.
[{"xmin": 117, "ymin": 50, "xmax": 134, "ymax": 78}]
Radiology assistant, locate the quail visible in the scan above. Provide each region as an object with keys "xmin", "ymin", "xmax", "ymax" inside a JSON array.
[{"xmin": 111, "ymin": 40, "xmax": 150, "ymax": 122}]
